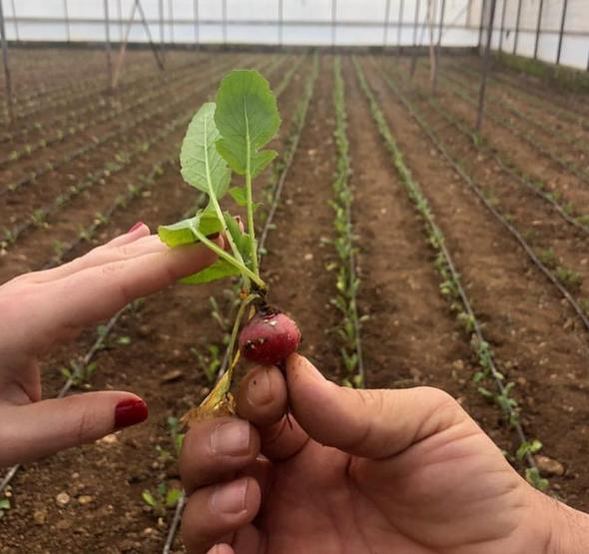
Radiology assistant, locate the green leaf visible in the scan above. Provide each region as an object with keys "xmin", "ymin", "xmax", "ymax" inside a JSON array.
[
  {"xmin": 215, "ymin": 70, "xmax": 281, "ymax": 178},
  {"xmin": 165, "ymin": 488, "xmax": 183, "ymax": 508},
  {"xmin": 180, "ymin": 259, "xmax": 240, "ymax": 285},
  {"xmin": 0, "ymin": 499, "xmax": 10, "ymax": 510},
  {"xmin": 228, "ymin": 186, "xmax": 247, "ymax": 206},
  {"xmin": 158, "ymin": 209, "xmax": 224, "ymax": 248},
  {"xmin": 224, "ymin": 213, "xmax": 253, "ymax": 266},
  {"xmin": 141, "ymin": 491, "xmax": 156, "ymax": 508},
  {"xmin": 180, "ymin": 102, "xmax": 231, "ymax": 199}
]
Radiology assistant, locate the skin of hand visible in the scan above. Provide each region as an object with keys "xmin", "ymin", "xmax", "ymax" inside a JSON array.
[
  {"xmin": 180, "ymin": 354, "xmax": 589, "ymax": 554},
  {"xmin": 0, "ymin": 223, "xmax": 222, "ymax": 467}
]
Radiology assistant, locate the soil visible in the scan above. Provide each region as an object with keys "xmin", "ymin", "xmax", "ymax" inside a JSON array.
[{"xmin": 0, "ymin": 48, "xmax": 589, "ymax": 552}]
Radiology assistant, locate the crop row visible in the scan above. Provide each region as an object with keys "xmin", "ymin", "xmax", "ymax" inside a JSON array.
[
  {"xmin": 354, "ymin": 57, "xmax": 548, "ymax": 490},
  {"xmin": 0, "ymin": 54, "xmax": 260, "ymax": 199},
  {"xmin": 382, "ymin": 59, "xmax": 589, "ymax": 236},
  {"xmin": 330, "ymin": 57, "xmax": 365, "ymax": 388},
  {"xmin": 372, "ymin": 61, "xmax": 589, "ymax": 330}
]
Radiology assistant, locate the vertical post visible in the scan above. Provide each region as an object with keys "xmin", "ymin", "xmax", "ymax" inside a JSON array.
[
  {"xmin": 556, "ymin": 0, "xmax": 568, "ymax": 65},
  {"xmin": 476, "ymin": 0, "xmax": 498, "ymax": 131},
  {"xmin": 169, "ymin": 0, "xmax": 174, "ymax": 44},
  {"xmin": 278, "ymin": 0, "xmax": 284, "ymax": 47},
  {"xmin": 193, "ymin": 0, "xmax": 199, "ymax": 48},
  {"xmin": 63, "ymin": 0, "xmax": 70, "ymax": 42},
  {"xmin": 118, "ymin": 0, "xmax": 123, "ymax": 41},
  {"xmin": 410, "ymin": 0, "xmax": 421, "ymax": 77},
  {"xmin": 478, "ymin": 0, "xmax": 486, "ymax": 50},
  {"xmin": 136, "ymin": 0, "xmax": 165, "ymax": 71},
  {"xmin": 433, "ymin": 0, "xmax": 445, "ymax": 94},
  {"xmin": 383, "ymin": 0, "xmax": 391, "ymax": 48},
  {"xmin": 397, "ymin": 0, "xmax": 404, "ymax": 51},
  {"xmin": 159, "ymin": 0, "xmax": 165, "ymax": 58},
  {"xmin": 104, "ymin": 0, "xmax": 113, "ymax": 91},
  {"xmin": 513, "ymin": 0, "xmax": 522, "ymax": 55},
  {"xmin": 222, "ymin": 0, "xmax": 227, "ymax": 45},
  {"xmin": 0, "ymin": 0, "xmax": 14, "ymax": 123},
  {"xmin": 499, "ymin": 0, "xmax": 506, "ymax": 52},
  {"xmin": 331, "ymin": 0, "xmax": 337, "ymax": 48},
  {"xmin": 9, "ymin": 0, "xmax": 18, "ymax": 41},
  {"xmin": 533, "ymin": 0, "xmax": 544, "ymax": 59}
]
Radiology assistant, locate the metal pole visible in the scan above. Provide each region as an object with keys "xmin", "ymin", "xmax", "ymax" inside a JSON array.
[
  {"xmin": 331, "ymin": 0, "xmax": 337, "ymax": 48},
  {"xmin": 478, "ymin": 0, "xmax": 486, "ymax": 50},
  {"xmin": 499, "ymin": 0, "xmax": 506, "ymax": 52},
  {"xmin": 169, "ymin": 0, "xmax": 174, "ymax": 44},
  {"xmin": 9, "ymin": 0, "xmax": 18, "ymax": 42},
  {"xmin": 433, "ymin": 0, "xmax": 446, "ymax": 94},
  {"xmin": 397, "ymin": 0, "xmax": 404, "ymax": 51},
  {"xmin": 104, "ymin": 0, "xmax": 113, "ymax": 91},
  {"xmin": 194, "ymin": 0, "xmax": 199, "ymax": 47},
  {"xmin": 533, "ymin": 0, "xmax": 544, "ymax": 59},
  {"xmin": 476, "ymin": 0, "xmax": 498, "ymax": 131},
  {"xmin": 383, "ymin": 0, "xmax": 391, "ymax": 47},
  {"xmin": 118, "ymin": 0, "xmax": 123, "ymax": 41},
  {"xmin": 0, "ymin": 0, "xmax": 14, "ymax": 123},
  {"xmin": 410, "ymin": 0, "xmax": 421, "ymax": 77},
  {"xmin": 136, "ymin": 0, "xmax": 165, "ymax": 70},
  {"xmin": 159, "ymin": 0, "xmax": 165, "ymax": 57},
  {"xmin": 222, "ymin": 0, "xmax": 227, "ymax": 45},
  {"xmin": 278, "ymin": 0, "xmax": 284, "ymax": 47},
  {"xmin": 63, "ymin": 0, "xmax": 70, "ymax": 42},
  {"xmin": 556, "ymin": 0, "xmax": 568, "ymax": 65},
  {"xmin": 513, "ymin": 0, "xmax": 522, "ymax": 55}
]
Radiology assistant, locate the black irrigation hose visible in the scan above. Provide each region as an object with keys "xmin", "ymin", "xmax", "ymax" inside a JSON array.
[{"xmin": 372, "ymin": 60, "xmax": 589, "ymax": 333}]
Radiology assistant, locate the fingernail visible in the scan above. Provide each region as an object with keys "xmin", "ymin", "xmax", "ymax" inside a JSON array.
[
  {"xmin": 210, "ymin": 421, "xmax": 251, "ymax": 456},
  {"xmin": 114, "ymin": 398, "xmax": 148, "ymax": 429},
  {"xmin": 247, "ymin": 369, "xmax": 272, "ymax": 406},
  {"xmin": 127, "ymin": 221, "xmax": 144, "ymax": 233},
  {"xmin": 210, "ymin": 479, "xmax": 248, "ymax": 514}
]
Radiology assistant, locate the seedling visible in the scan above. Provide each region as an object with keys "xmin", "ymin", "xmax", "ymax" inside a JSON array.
[
  {"xmin": 0, "ymin": 498, "xmax": 10, "ymax": 519},
  {"xmin": 159, "ymin": 70, "xmax": 302, "ymax": 420},
  {"xmin": 142, "ymin": 483, "xmax": 183, "ymax": 518}
]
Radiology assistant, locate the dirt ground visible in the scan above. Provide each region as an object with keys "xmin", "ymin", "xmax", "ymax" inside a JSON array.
[{"xmin": 0, "ymin": 47, "xmax": 588, "ymax": 552}]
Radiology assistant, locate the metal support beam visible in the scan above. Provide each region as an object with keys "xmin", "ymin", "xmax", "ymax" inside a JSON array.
[
  {"xmin": 397, "ymin": 0, "xmax": 404, "ymax": 50},
  {"xmin": 63, "ymin": 0, "xmax": 70, "ymax": 42},
  {"xmin": 9, "ymin": 0, "xmax": 18, "ymax": 41},
  {"xmin": 410, "ymin": 0, "xmax": 421, "ymax": 78},
  {"xmin": 556, "ymin": 0, "xmax": 568, "ymax": 65},
  {"xmin": 222, "ymin": 0, "xmax": 227, "ymax": 45},
  {"xmin": 0, "ymin": 0, "xmax": 14, "ymax": 123},
  {"xmin": 476, "ymin": 0, "xmax": 498, "ymax": 131},
  {"xmin": 159, "ymin": 0, "xmax": 165, "ymax": 57},
  {"xmin": 533, "ymin": 0, "xmax": 544, "ymax": 59},
  {"xmin": 331, "ymin": 0, "xmax": 337, "ymax": 48},
  {"xmin": 478, "ymin": 0, "xmax": 486, "ymax": 50},
  {"xmin": 433, "ymin": 0, "xmax": 446, "ymax": 94},
  {"xmin": 136, "ymin": 0, "xmax": 165, "ymax": 70},
  {"xmin": 383, "ymin": 0, "xmax": 391, "ymax": 47},
  {"xmin": 168, "ymin": 0, "xmax": 174, "ymax": 44},
  {"xmin": 499, "ymin": 0, "xmax": 506, "ymax": 52},
  {"xmin": 103, "ymin": 0, "xmax": 113, "ymax": 92},
  {"xmin": 117, "ymin": 0, "xmax": 123, "ymax": 41},
  {"xmin": 194, "ymin": 0, "xmax": 199, "ymax": 47},
  {"xmin": 278, "ymin": 0, "xmax": 284, "ymax": 46},
  {"xmin": 513, "ymin": 0, "xmax": 522, "ymax": 55}
]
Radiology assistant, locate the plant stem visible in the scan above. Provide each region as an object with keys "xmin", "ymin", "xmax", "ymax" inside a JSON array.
[
  {"xmin": 244, "ymin": 104, "xmax": 259, "ymax": 275},
  {"xmin": 191, "ymin": 227, "xmax": 265, "ymax": 289}
]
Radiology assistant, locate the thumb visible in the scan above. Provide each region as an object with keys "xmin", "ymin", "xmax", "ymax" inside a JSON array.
[
  {"xmin": 0, "ymin": 392, "xmax": 148, "ymax": 466},
  {"xmin": 286, "ymin": 354, "xmax": 465, "ymax": 459}
]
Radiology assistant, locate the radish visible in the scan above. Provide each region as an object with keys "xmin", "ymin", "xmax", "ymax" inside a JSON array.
[{"xmin": 239, "ymin": 310, "xmax": 301, "ymax": 366}]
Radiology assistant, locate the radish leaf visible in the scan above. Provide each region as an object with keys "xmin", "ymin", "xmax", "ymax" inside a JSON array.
[{"xmin": 158, "ymin": 209, "xmax": 223, "ymax": 248}]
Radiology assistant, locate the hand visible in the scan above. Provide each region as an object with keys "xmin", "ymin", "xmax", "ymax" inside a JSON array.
[
  {"xmin": 0, "ymin": 223, "xmax": 220, "ymax": 467},
  {"xmin": 180, "ymin": 354, "xmax": 589, "ymax": 554}
]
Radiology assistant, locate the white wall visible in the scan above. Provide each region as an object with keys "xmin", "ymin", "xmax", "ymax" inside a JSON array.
[{"xmin": 2, "ymin": 0, "xmax": 587, "ymax": 69}]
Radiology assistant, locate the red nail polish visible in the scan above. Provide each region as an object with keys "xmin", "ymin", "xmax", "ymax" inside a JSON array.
[
  {"xmin": 127, "ymin": 221, "xmax": 144, "ymax": 233},
  {"xmin": 114, "ymin": 398, "xmax": 148, "ymax": 429}
]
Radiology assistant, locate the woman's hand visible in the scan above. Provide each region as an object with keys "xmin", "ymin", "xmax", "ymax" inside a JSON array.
[
  {"xmin": 179, "ymin": 354, "xmax": 589, "ymax": 554},
  {"xmin": 0, "ymin": 223, "xmax": 220, "ymax": 467}
]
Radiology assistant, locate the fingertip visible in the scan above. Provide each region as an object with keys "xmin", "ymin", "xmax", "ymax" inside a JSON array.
[{"xmin": 236, "ymin": 365, "xmax": 288, "ymax": 427}]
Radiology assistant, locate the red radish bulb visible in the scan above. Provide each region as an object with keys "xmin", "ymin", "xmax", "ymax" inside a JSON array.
[{"xmin": 239, "ymin": 311, "xmax": 301, "ymax": 366}]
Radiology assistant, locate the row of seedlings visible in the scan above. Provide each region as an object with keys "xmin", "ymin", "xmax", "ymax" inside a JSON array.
[
  {"xmin": 0, "ymin": 53, "xmax": 261, "ymax": 195},
  {"xmin": 372, "ymin": 60, "xmax": 589, "ymax": 327},
  {"xmin": 0, "ymin": 56, "xmax": 281, "ymax": 251},
  {"xmin": 354, "ymin": 57, "xmax": 549, "ymax": 491},
  {"xmin": 329, "ymin": 57, "xmax": 365, "ymax": 388},
  {"xmin": 160, "ymin": 55, "xmax": 320, "ymax": 553}
]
